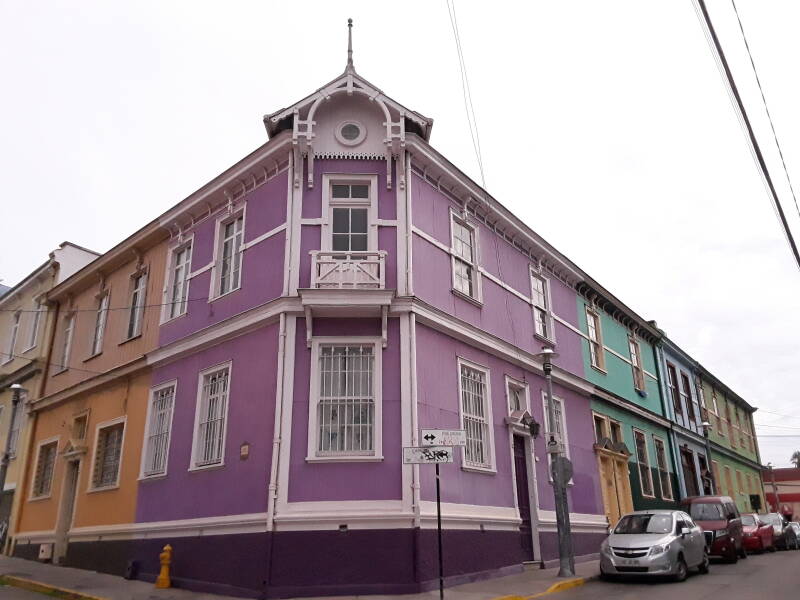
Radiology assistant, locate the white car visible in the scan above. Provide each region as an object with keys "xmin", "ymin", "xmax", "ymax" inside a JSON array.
[{"xmin": 600, "ymin": 510, "xmax": 710, "ymax": 582}]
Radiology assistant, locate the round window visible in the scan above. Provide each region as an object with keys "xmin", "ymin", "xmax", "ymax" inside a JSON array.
[
  {"xmin": 341, "ymin": 123, "xmax": 360, "ymax": 140},
  {"xmin": 335, "ymin": 120, "xmax": 366, "ymax": 146}
]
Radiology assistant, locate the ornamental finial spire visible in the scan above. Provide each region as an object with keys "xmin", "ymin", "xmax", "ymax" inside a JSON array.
[{"xmin": 346, "ymin": 18, "xmax": 354, "ymax": 72}]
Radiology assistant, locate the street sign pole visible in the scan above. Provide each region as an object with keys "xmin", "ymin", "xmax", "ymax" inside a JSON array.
[{"xmin": 435, "ymin": 462, "xmax": 444, "ymax": 600}]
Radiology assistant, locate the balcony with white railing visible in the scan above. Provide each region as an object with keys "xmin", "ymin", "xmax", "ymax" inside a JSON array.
[{"xmin": 310, "ymin": 251, "xmax": 387, "ymax": 290}]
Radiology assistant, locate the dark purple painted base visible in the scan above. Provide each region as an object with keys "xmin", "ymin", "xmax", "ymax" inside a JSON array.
[{"xmin": 12, "ymin": 528, "xmax": 604, "ymax": 598}]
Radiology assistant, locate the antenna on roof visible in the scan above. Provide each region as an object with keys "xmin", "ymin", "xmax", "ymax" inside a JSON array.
[{"xmin": 346, "ymin": 18, "xmax": 354, "ymax": 72}]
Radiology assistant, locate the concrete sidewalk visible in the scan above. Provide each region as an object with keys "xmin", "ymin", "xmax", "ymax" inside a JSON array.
[{"xmin": 0, "ymin": 554, "xmax": 599, "ymax": 600}]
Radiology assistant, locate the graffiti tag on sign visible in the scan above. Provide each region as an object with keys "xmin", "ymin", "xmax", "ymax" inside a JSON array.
[{"xmin": 402, "ymin": 446, "xmax": 455, "ymax": 464}]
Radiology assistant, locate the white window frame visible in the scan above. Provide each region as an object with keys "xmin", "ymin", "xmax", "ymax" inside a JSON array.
[
  {"xmin": 90, "ymin": 291, "xmax": 110, "ymax": 357},
  {"xmin": 210, "ymin": 210, "xmax": 245, "ymax": 300},
  {"xmin": 652, "ymin": 435, "xmax": 673, "ymax": 501},
  {"xmin": 449, "ymin": 210, "xmax": 482, "ymax": 304},
  {"xmin": 189, "ymin": 361, "xmax": 233, "ymax": 470},
  {"xmin": 7, "ymin": 389, "xmax": 25, "ymax": 458},
  {"xmin": 125, "ymin": 271, "xmax": 147, "ymax": 341},
  {"xmin": 633, "ymin": 428, "xmax": 655, "ymax": 498},
  {"xmin": 3, "ymin": 310, "xmax": 21, "ymax": 364},
  {"xmin": 321, "ymin": 174, "xmax": 378, "ymax": 252},
  {"xmin": 628, "ymin": 335, "xmax": 645, "ymax": 391},
  {"xmin": 88, "ymin": 416, "xmax": 127, "ymax": 492},
  {"xmin": 457, "ymin": 357, "xmax": 494, "ymax": 472},
  {"xmin": 23, "ymin": 297, "xmax": 44, "ymax": 352},
  {"xmin": 592, "ymin": 411, "xmax": 621, "ymax": 445},
  {"xmin": 162, "ymin": 238, "xmax": 193, "ymax": 322},
  {"xmin": 307, "ymin": 337, "xmax": 383, "ymax": 462},
  {"xmin": 29, "ymin": 436, "xmax": 60, "ymax": 500},
  {"xmin": 140, "ymin": 380, "xmax": 177, "ymax": 479},
  {"xmin": 57, "ymin": 313, "xmax": 75, "ymax": 372},
  {"xmin": 542, "ymin": 390, "xmax": 571, "ymax": 482},
  {"xmin": 505, "ymin": 375, "xmax": 529, "ymax": 414},
  {"xmin": 585, "ymin": 307, "xmax": 605, "ymax": 371},
  {"xmin": 530, "ymin": 269, "xmax": 555, "ymax": 342}
]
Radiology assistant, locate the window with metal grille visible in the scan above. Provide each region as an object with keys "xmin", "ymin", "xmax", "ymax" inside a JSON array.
[
  {"xmin": 143, "ymin": 385, "xmax": 175, "ymax": 476},
  {"xmin": 127, "ymin": 274, "xmax": 147, "ymax": 339},
  {"xmin": 194, "ymin": 367, "xmax": 229, "ymax": 466},
  {"xmin": 219, "ymin": 217, "xmax": 243, "ymax": 295},
  {"xmin": 451, "ymin": 217, "xmax": 478, "ymax": 299},
  {"xmin": 4, "ymin": 311, "xmax": 20, "ymax": 363},
  {"xmin": 653, "ymin": 437, "xmax": 673, "ymax": 500},
  {"xmin": 628, "ymin": 336, "xmax": 645, "ymax": 391},
  {"xmin": 460, "ymin": 363, "xmax": 490, "ymax": 468},
  {"xmin": 531, "ymin": 274, "xmax": 551, "ymax": 340},
  {"xmin": 634, "ymin": 429, "xmax": 654, "ymax": 497},
  {"xmin": 91, "ymin": 293, "xmax": 109, "ymax": 355},
  {"xmin": 317, "ymin": 345, "xmax": 375, "ymax": 454},
  {"xmin": 586, "ymin": 309, "xmax": 604, "ymax": 369},
  {"xmin": 32, "ymin": 440, "xmax": 57, "ymax": 498},
  {"xmin": 92, "ymin": 422, "xmax": 124, "ymax": 489},
  {"xmin": 168, "ymin": 244, "xmax": 192, "ymax": 319},
  {"xmin": 8, "ymin": 389, "xmax": 25, "ymax": 457},
  {"xmin": 59, "ymin": 314, "xmax": 75, "ymax": 370}
]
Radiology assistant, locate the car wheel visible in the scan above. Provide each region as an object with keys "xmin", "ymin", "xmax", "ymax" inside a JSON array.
[
  {"xmin": 698, "ymin": 551, "xmax": 710, "ymax": 574},
  {"xmin": 673, "ymin": 556, "xmax": 688, "ymax": 582}
]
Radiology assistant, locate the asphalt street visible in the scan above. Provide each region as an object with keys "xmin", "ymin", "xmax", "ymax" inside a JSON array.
[{"xmin": 558, "ymin": 548, "xmax": 800, "ymax": 599}]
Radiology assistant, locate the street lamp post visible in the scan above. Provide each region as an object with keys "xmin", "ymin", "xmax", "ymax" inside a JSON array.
[
  {"xmin": 701, "ymin": 421, "xmax": 716, "ymax": 494},
  {"xmin": 535, "ymin": 347, "xmax": 575, "ymax": 578},
  {"xmin": 0, "ymin": 384, "xmax": 24, "ymax": 504}
]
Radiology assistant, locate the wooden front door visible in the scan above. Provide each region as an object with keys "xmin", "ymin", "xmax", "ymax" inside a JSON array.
[
  {"xmin": 513, "ymin": 436, "xmax": 534, "ymax": 561},
  {"xmin": 597, "ymin": 449, "xmax": 633, "ymax": 528}
]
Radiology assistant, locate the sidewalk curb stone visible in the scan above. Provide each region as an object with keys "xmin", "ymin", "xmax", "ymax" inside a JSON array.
[
  {"xmin": 491, "ymin": 573, "xmax": 597, "ymax": 600},
  {"xmin": 0, "ymin": 574, "xmax": 108, "ymax": 600}
]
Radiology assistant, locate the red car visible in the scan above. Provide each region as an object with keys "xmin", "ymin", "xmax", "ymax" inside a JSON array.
[
  {"xmin": 680, "ymin": 495, "xmax": 745, "ymax": 562},
  {"xmin": 741, "ymin": 513, "xmax": 775, "ymax": 553}
]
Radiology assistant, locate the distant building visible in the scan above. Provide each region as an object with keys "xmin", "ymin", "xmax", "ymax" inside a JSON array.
[{"xmin": 763, "ymin": 467, "xmax": 799, "ymax": 519}]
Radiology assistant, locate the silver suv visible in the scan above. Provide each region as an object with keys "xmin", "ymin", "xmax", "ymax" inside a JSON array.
[{"xmin": 600, "ymin": 510, "xmax": 710, "ymax": 582}]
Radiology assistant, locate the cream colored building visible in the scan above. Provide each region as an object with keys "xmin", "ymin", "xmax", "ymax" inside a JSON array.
[{"xmin": 0, "ymin": 243, "xmax": 97, "ymax": 552}]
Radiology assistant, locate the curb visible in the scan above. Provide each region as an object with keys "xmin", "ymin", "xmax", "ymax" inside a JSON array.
[
  {"xmin": 0, "ymin": 574, "xmax": 108, "ymax": 600},
  {"xmin": 492, "ymin": 573, "xmax": 598, "ymax": 600}
]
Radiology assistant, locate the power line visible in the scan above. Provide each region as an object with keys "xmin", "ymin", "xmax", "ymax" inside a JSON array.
[
  {"xmin": 0, "ymin": 297, "xmax": 208, "ymax": 313},
  {"xmin": 757, "ymin": 434, "xmax": 800, "ymax": 438},
  {"xmin": 758, "ymin": 409, "xmax": 800, "ymax": 421},
  {"xmin": 4, "ymin": 352, "xmax": 108, "ymax": 376},
  {"xmin": 692, "ymin": 0, "xmax": 800, "ymax": 271},
  {"xmin": 730, "ymin": 0, "xmax": 800, "ymax": 222},
  {"xmin": 445, "ymin": 0, "xmax": 486, "ymax": 188},
  {"xmin": 755, "ymin": 423, "xmax": 800, "ymax": 430}
]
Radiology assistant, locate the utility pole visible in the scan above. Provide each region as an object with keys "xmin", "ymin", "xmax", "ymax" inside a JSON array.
[
  {"xmin": 701, "ymin": 421, "xmax": 716, "ymax": 494},
  {"xmin": 768, "ymin": 463, "xmax": 781, "ymax": 513},
  {"xmin": 0, "ymin": 384, "xmax": 24, "ymax": 496},
  {"xmin": 535, "ymin": 348, "xmax": 574, "ymax": 577}
]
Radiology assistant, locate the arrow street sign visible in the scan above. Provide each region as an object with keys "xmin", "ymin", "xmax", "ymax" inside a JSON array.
[
  {"xmin": 420, "ymin": 429, "xmax": 467, "ymax": 447},
  {"xmin": 403, "ymin": 446, "xmax": 454, "ymax": 464}
]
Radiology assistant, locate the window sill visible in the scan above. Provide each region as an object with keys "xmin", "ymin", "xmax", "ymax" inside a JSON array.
[
  {"xmin": 209, "ymin": 286, "xmax": 241, "ymax": 304},
  {"xmin": 138, "ymin": 472, "xmax": 167, "ymax": 482},
  {"xmin": 306, "ymin": 455, "xmax": 384, "ymax": 463},
  {"xmin": 189, "ymin": 461, "xmax": 225, "ymax": 472},
  {"xmin": 590, "ymin": 364, "xmax": 608, "ymax": 375},
  {"xmin": 20, "ymin": 345, "xmax": 37, "ymax": 354},
  {"xmin": 461, "ymin": 464, "xmax": 496, "ymax": 475},
  {"xmin": 83, "ymin": 351, "xmax": 103, "ymax": 363},
  {"xmin": 534, "ymin": 333, "xmax": 556, "ymax": 347},
  {"xmin": 451, "ymin": 288, "xmax": 483, "ymax": 307},
  {"xmin": 1, "ymin": 358, "xmax": 14, "ymax": 366},
  {"xmin": 52, "ymin": 367, "xmax": 69, "ymax": 376},
  {"xmin": 160, "ymin": 311, "xmax": 188, "ymax": 326},
  {"xmin": 28, "ymin": 494, "xmax": 52, "ymax": 503},
  {"xmin": 118, "ymin": 334, "xmax": 142, "ymax": 347},
  {"xmin": 87, "ymin": 484, "xmax": 120, "ymax": 494}
]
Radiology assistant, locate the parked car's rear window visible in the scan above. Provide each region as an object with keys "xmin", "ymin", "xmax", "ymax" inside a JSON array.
[
  {"xmin": 741, "ymin": 515, "xmax": 756, "ymax": 526},
  {"xmin": 614, "ymin": 514, "xmax": 673, "ymax": 534},
  {"xmin": 689, "ymin": 503, "xmax": 724, "ymax": 520}
]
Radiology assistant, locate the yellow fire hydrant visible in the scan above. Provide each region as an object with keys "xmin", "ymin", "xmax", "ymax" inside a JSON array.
[{"xmin": 155, "ymin": 544, "xmax": 172, "ymax": 589}]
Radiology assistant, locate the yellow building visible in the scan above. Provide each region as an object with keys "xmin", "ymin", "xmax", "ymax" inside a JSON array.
[
  {"xmin": 12, "ymin": 228, "xmax": 167, "ymax": 566},
  {"xmin": 0, "ymin": 243, "xmax": 98, "ymax": 553}
]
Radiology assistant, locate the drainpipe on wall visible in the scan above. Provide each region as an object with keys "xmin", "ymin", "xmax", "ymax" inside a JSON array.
[
  {"xmin": 266, "ymin": 313, "xmax": 287, "ymax": 532},
  {"xmin": 405, "ymin": 151, "xmax": 414, "ymax": 297},
  {"xmin": 409, "ymin": 314, "xmax": 420, "ymax": 528}
]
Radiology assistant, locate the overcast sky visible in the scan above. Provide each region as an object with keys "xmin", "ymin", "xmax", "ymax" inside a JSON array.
[{"xmin": 1, "ymin": 1, "xmax": 798, "ymax": 466}]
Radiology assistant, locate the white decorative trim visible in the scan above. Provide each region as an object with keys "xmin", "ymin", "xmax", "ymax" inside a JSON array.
[
  {"xmin": 536, "ymin": 509, "xmax": 608, "ymax": 533},
  {"xmin": 418, "ymin": 501, "xmax": 519, "ymax": 530},
  {"xmin": 241, "ymin": 223, "xmax": 287, "ymax": 251},
  {"xmin": 188, "ymin": 261, "xmax": 213, "ymax": 280}
]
